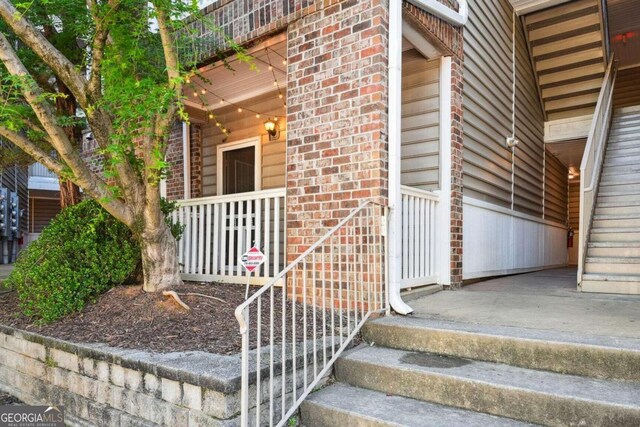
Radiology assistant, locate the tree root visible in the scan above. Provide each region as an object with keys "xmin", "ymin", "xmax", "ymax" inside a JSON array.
[
  {"xmin": 162, "ymin": 291, "xmax": 191, "ymax": 311},
  {"xmin": 162, "ymin": 291, "xmax": 227, "ymax": 311}
]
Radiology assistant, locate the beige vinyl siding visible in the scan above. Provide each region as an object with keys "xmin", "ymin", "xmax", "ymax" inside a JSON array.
[
  {"xmin": 462, "ymin": 0, "xmax": 514, "ymax": 207},
  {"xmin": 568, "ymin": 180, "xmax": 580, "ymax": 265},
  {"xmin": 568, "ymin": 180, "xmax": 580, "ymax": 231},
  {"xmin": 514, "ymin": 16, "xmax": 545, "ymax": 217},
  {"xmin": 29, "ymin": 197, "xmax": 61, "ymax": 233},
  {"xmin": 614, "ymin": 66, "xmax": 640, "ymax": 109},
  {"xmin": 464, "ymin": 0, "xmax": 548, "ymax": 217},
  {"xmin": 401, "ymin": 51, "xmax": 440, "ymax": 190},
  {"xmin": 200, "ymin": 92, "xmax": 286, "ymax": 197},
  {"xmin": 544, "ymin": 150, "xmax": 568, "ymax": 223}
]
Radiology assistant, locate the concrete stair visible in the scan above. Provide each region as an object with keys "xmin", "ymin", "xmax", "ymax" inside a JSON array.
[
  {"xmin": 300, "ymin": 316, "xmax": 640, "ymax": 426},
  {"xmin": 583, "ymin": 106, "xmax": 640, "ymax": 294}
]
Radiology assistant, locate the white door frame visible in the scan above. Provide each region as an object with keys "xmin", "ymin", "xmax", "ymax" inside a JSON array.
[{"xmin": 216, "ymin": 137, "xmax": 262, "ymax": 195}]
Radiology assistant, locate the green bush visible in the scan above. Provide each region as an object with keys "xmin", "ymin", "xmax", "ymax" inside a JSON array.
[{"xmin": 6, "ymin": 200, "xmax": 140, "ymax": 323}]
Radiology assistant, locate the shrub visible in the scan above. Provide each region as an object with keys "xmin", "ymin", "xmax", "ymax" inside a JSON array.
[{"xmin": 6, "ymin": 200, "xmax": 140, "ymax": 323}]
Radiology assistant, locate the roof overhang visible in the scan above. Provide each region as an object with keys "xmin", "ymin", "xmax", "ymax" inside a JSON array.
[{"xmin": 509, "ymin": 0, "xmax": 573, "ymax": 15}]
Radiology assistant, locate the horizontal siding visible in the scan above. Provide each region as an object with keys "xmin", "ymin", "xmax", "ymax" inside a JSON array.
[
  {"xmin": 544, "ymin": 150, "xmax": 568, "ymax": 224},
  {"xmin": 568, "ymin": 180, "xmax": 580, "ymax": 230},
  {"xmin": 29, "ymin": 197, "xmax": 61, "ymax": 233},
  {"xmin": 463, "ymin": 0, "xmax": 515, "ymax": 208},
  {"xmin": 401, "ymin": 51, "xmax": 440, "ymax": 191},
  {"xmin": 199, "ymin": 92, "xmax": 286, "ymax": 197},
  {"xmin": 514, "ymin": 16, "xmax": 545, "ymax": 217},
  {"xmin": 613, "ymin": 66, "xmax": 640, "ymax": 109}
]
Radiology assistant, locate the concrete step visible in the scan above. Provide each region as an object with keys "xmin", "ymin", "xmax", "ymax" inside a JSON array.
[
  {"xmin": 585, "ymin": 257, "xmax": 640, "ymax": 275},
  {"xmin": 600, "ymin": 174, "xmax": 640, "ymax": 185},
  {"xmin": 597, "ymin": 193, "xmax": 640, "ymax": 206},
  {"xmin": 606, "ymin": 146, "xmax": 640, "ymax": 158},
  {"xmin": 590, "ymin": 227, "xmax": 640, "ymax": 242},
  {"xmin": 588, "ymin": 241, "xmax": 640, "ymax": 257},
  {"xmin": 603, "ymin": 154, "xmax": 640, "ymax": 167},
  {"xmin": 300, "ymin": 383, "xmax": 534, "ymax": 427},
  {"xmin": 596, "ymin": 205, "xmax": 640, "ymax": 215},
  {"xmin": 581, "ymin": 274, "xmax": 640, "ymax": 294},
  {"xmin": 361, "ymin": 316, "xmax": 640, "ymax": 382},
  {"xmin": 601, "ymin": 166, "xmax": 640, "ymax": 177},
  {"xmin": 598, "ymin": 184, "xmax": 640, "ymax": 197},
  {"xmin": 335, "ymin": 346, "xmax": 640, "ymax": 427},
  {"xmin": 592, "ymin": 216, "xmax": 640, "ymax": 228}
]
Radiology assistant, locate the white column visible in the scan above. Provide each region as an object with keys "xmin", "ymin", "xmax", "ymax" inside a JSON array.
[{"xmin": 388, "ymin": 0, "xmax": 413, "ymax": 314}]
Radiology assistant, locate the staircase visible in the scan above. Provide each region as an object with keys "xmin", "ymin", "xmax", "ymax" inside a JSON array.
[
  {"xmin": 300, "ymin": 316, "xmax": 640, "ymax": 426},
  {"xmin": 582, "ymin": 105, "xmax": 640, "ymax": 294}
]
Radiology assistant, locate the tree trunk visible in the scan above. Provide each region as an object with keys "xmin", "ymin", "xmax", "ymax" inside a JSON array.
[
  {"xmin": 55, "ymin": 82, "xmax": 82, "ymax": 208},
  {"xmin": 59, "ymin": 179, "xmax": 81, "ymax": 208},
  {"xmin": 140, "ymin": 223, "xmax": 183, "ymax": 292}
]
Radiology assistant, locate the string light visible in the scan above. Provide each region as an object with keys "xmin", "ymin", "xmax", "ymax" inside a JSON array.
[{"xmin": 184, "ymin": 47, "xmax": 288, "ymax": 136}]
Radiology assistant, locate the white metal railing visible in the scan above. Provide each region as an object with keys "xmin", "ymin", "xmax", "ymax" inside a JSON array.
[
  {"xmin": 174, "ymin": 188, "xmax": 286, "ymax": 283},
  {"xmin": 234, "ymin": 200, "xmax": 388, "ymax": 426},
  {"xmin": 400, "ymin": 185, "xmax": 439, "ymax": 288},
  {"xmin": 578, "ymin": 54, "xmax": 617, "ymax": 284},
  {"xmin": 28, "ymin": 162, "xmax": 57, "ymax": 179}
]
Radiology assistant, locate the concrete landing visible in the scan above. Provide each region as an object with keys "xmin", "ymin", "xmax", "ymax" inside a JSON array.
[{"xmin": 409, "ymin": 268, "xmax": 640, "ymax": 339}]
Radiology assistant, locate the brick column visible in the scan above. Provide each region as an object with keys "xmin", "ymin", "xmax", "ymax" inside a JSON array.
[
  {"xmin": 189, "ymin": 124, "xmax": 203, "ymax": 199},
  {"xmin": 165, "ymin": 122, "xmax": 185, "ymax": 202},
  {"xmin": 450, "ymin": 56, "xmax": 464, "ymax": 288},
  {"xmin": 286, "ymin": 0, "xmax": 390, "ymax": 260}
]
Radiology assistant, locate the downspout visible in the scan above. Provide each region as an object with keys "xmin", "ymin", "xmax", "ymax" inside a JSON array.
[
  {"xmin": 182, "ymin": 122, "xmax": 191, "ymax": 199},
  {"xmin": 388, "ymin": 0, "xmax": 467, "ymax": 315}
]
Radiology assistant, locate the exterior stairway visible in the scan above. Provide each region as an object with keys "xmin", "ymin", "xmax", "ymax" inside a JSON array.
[
  {"xmin": 582, "ymin": 105, "xmax": 640, "ymax": 294},
  {"xmin": 300, "ymin": 316, "xmax": 640, "ymax": 426}
]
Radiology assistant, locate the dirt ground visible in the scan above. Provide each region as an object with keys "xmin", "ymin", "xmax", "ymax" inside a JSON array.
[{"xmin": 0, "ymin": 282, "xmax": 332, "ymax": 355}]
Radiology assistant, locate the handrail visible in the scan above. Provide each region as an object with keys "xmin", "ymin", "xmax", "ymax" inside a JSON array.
[
  {"xmin": 176, "ymin": 187, "xmax": 285, "ymax": 207},
  {"xmin": 578, "ymin": 54, "xmax": 617, "ymax": 285},
  {"xmin": 234, "ymin": 200, "xmax": 388, "ymax": 426},
  {"xmin": 400, "ymin": 184, "xmax": 440, "ymax": 201}
]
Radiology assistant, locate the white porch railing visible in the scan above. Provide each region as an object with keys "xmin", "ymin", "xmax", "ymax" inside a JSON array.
[
  {"xmin": 400, "ymin": 185, "xmax": 439, "ymax": 288},
  {"xmin": 578, "ymin": 55, "xmax": 617, "ymax": 285},
  {"xmin": 174, "ymin": 188, "xmax": 286, "ymax": 283},
  {"xmin": 235, "ymin": 200, "xmax": 388, "ymax": 427}
]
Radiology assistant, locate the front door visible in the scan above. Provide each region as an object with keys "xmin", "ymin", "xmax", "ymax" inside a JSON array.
[{"xmin": 218, "ymin": 140, "xmax": 260, "ymax": 272}]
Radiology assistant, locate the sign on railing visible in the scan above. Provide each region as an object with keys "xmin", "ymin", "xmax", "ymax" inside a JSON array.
[{"xmin": 174, "ymin": 188, "xmax": 286, "ymax": 284}]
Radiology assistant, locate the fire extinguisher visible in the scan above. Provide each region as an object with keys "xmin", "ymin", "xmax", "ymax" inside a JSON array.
[{"xmin": 567, "ymin": 228, "xmax": 574, "ymax": 248}]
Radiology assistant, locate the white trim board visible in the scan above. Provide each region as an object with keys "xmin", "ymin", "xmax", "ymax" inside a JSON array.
[{"xmin": 463, "ymin": 197, "xmax": 568, "ymax": 280}]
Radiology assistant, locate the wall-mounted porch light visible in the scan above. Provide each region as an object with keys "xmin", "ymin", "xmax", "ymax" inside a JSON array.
[{"xmin": 264, "ymin": 118, "xmax": 280, "ymax": 141}]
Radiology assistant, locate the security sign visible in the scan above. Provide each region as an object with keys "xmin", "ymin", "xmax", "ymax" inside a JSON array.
[{"xmin": 240, "ymin": 246, "xmax": 266, "ymax": 273}]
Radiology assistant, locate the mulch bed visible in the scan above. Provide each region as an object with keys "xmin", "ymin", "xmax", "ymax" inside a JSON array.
[{"xmin": 0, "ymin": 282, "xmax": 350, "ymax": 355}]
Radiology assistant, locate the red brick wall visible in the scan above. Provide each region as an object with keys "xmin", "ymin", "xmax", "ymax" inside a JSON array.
[
  {"xmin": 285, "ymin": 0, "xmax": 390, "ymax": 264},
  {"xmin": 165, "ymin": 122, "xmax": 185, "ymax": 201},
  {"xmin": 189, "ymin": 124, "xmax": 203, "ymax": 199}
]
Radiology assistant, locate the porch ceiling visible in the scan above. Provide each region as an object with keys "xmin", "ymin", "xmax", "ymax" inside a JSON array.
[
  {"xmin": 509, "ymin": 0, "xmax": 572, "ymax": 15},
  {"xmin": 183, "ymin": 37, "xmax": 287, "ymax": 111}
]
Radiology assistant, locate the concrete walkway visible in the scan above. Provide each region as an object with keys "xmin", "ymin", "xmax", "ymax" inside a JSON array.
[
  {"xmin": 410, "ymin": 267, "xmax": 640, "ymax": 339},
  {"xmin": 0, "ymin": 264, "xmax": 14, "ymax": 281}
]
